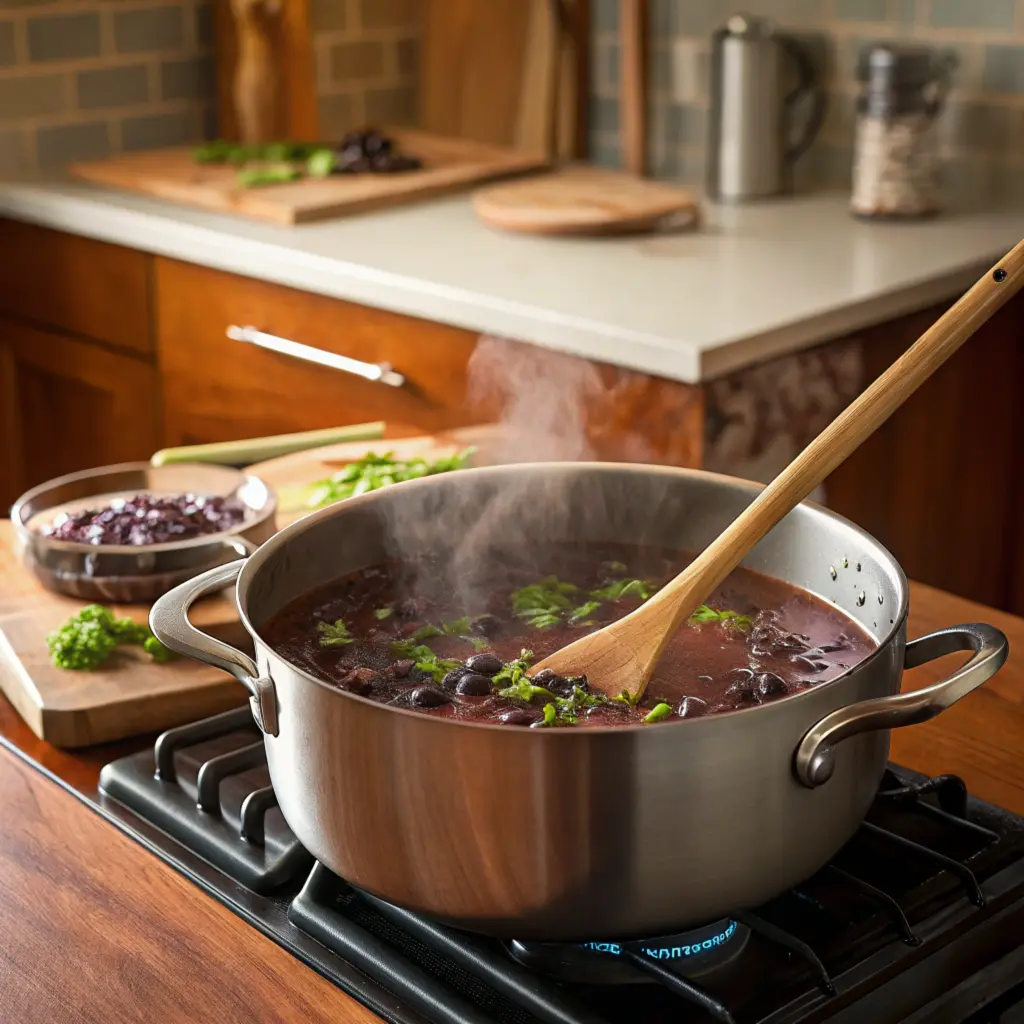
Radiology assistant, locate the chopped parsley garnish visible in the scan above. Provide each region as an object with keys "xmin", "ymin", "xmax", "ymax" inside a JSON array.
[
  {"xmin": 643, "ymin": 702, "xmax": 673, "ymax": 723},
  {"xmin": 408, "ymin": 623, "xmax": 444, "ymax": 642},
  {"xmin": 388, "ymin": 639, "xmax": 461, "ymax": 683},
  {"xmin": 613, "ymin": 688, "xmax": 642, "ymax": 708},
  {"xmin": 589, "ymin": 578, "xmax": 655, "ymax": 602},
  {"xmin": 303, "ymin": 447, "xmax": 475, "ymax": 510},
  {"xmin": 542, "ymin": 703, "xmax": 558, "ymax": 726},
  {"xmin": 374, "ymin": 607, "xmax": 393, "ymax": 620},
  {"xmin": 568, "ymin": 600, "xmax": 602, "ymax": 625},
  {"xmin": 317, "ymin": 619, "xmax": 355, "ymax": 647},
  {"xmin": 689, "ymin": 605, "xmax": 752, "ymax": 630},
  {"xmin": 492, "ymin": 649, "xmax": 535, "ymax": 688},
  {"xmin": 510, "ymin": 577, "xmax": 579, "ymax": 630}
]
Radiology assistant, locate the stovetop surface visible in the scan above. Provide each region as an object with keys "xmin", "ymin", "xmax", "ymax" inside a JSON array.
[{"xmin": 55, "ymin": 707, "xmax": 1024, "ymax": 1024}]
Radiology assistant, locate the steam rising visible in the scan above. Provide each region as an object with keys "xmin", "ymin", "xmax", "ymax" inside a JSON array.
[{"xmin": 378, "ymin": 335, "xmax": 675, "ymax": 612}]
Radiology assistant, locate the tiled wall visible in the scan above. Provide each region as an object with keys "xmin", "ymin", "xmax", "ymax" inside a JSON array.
[
  {"xmin": 591, "ymin": 0, "xmax": 1024, "ymax": 203},
  {"xmin": 311, "ymin": 0, "xmax": 420, "ymax": 140},
  {"xmin": 0, "ymin": 0, "xmax": 213, "ymax": 174}
]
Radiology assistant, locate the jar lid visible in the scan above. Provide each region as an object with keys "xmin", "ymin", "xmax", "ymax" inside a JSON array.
[
  {"xmin": 857, "ymin": 43, "xmax": 942, "ymax": 88},
  {"xmin": 856, "ymin": 41, "xmax": 942, "ymax": 84},
  {"xmin": 722, "ymin": 12, "xmax": 774, "ymax": 37}
]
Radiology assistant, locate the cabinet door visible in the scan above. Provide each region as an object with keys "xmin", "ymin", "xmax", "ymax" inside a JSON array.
[
  {"xmin": 0, "ymin": 318, "xmax": 159, "ymax": 511},
  {"xmin": 155, "ymin": 258, "xmax": 482, "ymax": 446}
]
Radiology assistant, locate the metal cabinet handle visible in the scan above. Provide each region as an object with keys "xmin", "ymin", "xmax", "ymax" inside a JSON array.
[
  {"xmin": 227, "ymin": 324, "xmax": 405, "ymax": 388},
  {"xmin": 150, "ymin": 559, "xmax": 279, "ymax": 736},
  {"xmin": 795, "ymin": 622, "xmax": 1008, "ymax": 788}
]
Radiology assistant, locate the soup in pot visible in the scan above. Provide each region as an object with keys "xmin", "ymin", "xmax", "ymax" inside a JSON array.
[{"xmin": 260, "ymin": 542, "xmax": 876, "ymax": 727}]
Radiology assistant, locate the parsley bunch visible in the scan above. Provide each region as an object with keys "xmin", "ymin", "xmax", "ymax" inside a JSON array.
[
  {"xmin": 47, "ymin": 605, "xmax": 171, "ymax": 671},
  {"xmin": 303, "ymin": 448, "xmax": 475, "ymax": 510}
]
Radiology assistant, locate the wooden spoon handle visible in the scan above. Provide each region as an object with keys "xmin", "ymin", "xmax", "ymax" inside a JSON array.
[{"xmin": 657, "ymin": 239, "xmax": 1024, "ymax": 632}]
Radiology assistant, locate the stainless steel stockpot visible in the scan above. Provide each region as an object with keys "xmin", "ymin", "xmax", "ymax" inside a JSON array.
[{"xmin": 151, "ymin": 464, "xmax": 1007, "ymax": 940}]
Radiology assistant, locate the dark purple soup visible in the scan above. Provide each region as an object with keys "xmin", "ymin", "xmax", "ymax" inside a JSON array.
[{"xmin": 260, "ymin": 543, "xmax": 876, "ymax": 728}]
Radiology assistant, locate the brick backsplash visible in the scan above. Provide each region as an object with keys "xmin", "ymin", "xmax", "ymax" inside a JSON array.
[
  {"xmin": 590, "ymin": 0, "xmax": 1024, "ymax": 204},
  {"xmin": 0, "ymin": 0, "xmax": 212, "ymax": 174},
  {"xmin": 313, "ymin": 0, "xmax": 420, "ymax": 139}
]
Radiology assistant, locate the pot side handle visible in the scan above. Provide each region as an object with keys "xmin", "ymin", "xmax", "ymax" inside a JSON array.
[
  {"xmin": 795, "ymin": 623, "xmax": 1008, "ymax": 788},
  {"xmin": 150, "ymin": 559, "xmax": 279, "ymax": 737}
]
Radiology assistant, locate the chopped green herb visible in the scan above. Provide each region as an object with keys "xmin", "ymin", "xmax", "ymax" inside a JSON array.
[
  {"xmin": 442, "ymin": 616, "xmax": 472, "ymax": 636},
  {"xmin": 613, "ymin": 688, "xmax": 642, "ymax": 709},
  {"xmin": 374, "ymin": 607, "xmax": 393, "ymax": 620},
  {"xmin": 590, "ymin": 578, "xmax": 655, "ymax": 602},
  {"xmin": 568, "ymin": 600, "xmax": 602, "ymax": 625},
  {"xmin": 542, "ymin": 703, "xmax": 557, "ymax": 726},
  {"xmin": 492, "ymin": 649, "xmax": 535, "ymax": 689},
  {"xmin": 498, "ymin": 677, "xmax": 556, "ymax": 703},
  {"xmin": 409, "ymin": 624, "xmax": 444, "ymax": 642},
  {"xmin": 688, "ymin": 605, "xmax": 752, "ymax": 630},
  {"xmin": 317, "ymin": 619, "xmax": 355, "ymax": 647},
  {"xmin": 302, "ymin": 448, "xmax": 475, "ymax": 509},
  {"xmin": 236, "ymin": 163, "xmax": 302, "ymax": 188},
  {"xmin": 388, "ymin": 640, "xmax": 460, "ymax": 683},
  {"xmin": 643, "ymin": 702, "xmax": 673, "ymax": 723},
  {"xmin": 47, "ymin": 604, "xmax": 171, "ymax": 670},
  {"xmin": 306, "ymin": 148, "xmax": 335, "ymax": 177}
]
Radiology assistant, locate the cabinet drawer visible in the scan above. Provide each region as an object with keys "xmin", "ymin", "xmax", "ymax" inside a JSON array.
[
  {"xmin": 0, "ymin": 220, "xmax": 151, "ymax": 355},
  {"xmin": 156, "ymin": 258, "xmax": 484, "ymax": 446}
]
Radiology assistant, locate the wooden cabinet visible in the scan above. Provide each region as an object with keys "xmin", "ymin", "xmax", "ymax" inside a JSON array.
[
  {"xmin": 0, "ymin": 219, "xmax": 151, "ymax": 356},
  {"xmin": 155, "ymin": 258, "xmax": 484, "ymax": 446},
  {"xmin": 0, "ymin": 319, "xmax": 159, "ymax": 510}
]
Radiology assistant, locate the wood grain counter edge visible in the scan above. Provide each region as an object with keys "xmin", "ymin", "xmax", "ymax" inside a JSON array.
[{"xmin": 0, "ymin": 740, "xmax": 383, "ymax": 1024}]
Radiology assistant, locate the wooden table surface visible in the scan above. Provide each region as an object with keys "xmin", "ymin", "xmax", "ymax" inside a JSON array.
[{"xmin": 0, "ymin": 580, "xmax": 1020, "ymax": 1023}]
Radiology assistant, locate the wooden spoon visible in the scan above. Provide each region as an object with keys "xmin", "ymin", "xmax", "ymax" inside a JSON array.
[{"xmin": 532, "ymin": 239, "xmax": 1024, "ymax": 700}]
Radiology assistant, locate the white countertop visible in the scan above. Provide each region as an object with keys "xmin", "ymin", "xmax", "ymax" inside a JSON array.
[{"xmin": 1, "ymin": 177, "xmax": 1021, "ymax": 383}]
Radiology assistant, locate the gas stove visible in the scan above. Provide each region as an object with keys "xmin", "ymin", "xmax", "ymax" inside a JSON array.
[{"xmin": 87, "ymin": 706, "xmax": 1024, "ymax": 1024}]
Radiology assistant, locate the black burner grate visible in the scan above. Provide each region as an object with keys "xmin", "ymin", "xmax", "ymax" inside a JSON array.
[{"xmin": 95, "ymin": 713, "xmax": 1024, "ymax": 1024}]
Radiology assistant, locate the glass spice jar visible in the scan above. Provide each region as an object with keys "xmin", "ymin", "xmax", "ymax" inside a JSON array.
[{"xmin": 851, "ymin": 44, "xmax": 954, "ymax": 220}]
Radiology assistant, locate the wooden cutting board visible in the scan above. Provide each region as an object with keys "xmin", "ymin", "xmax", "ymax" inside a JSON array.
[
  {"xmin": 0, "ymin": 521, "xmax": 246, "ymax": 748},
  {"xmin": 69, "ymin": 131, "xmax": 546, "ymax": 226},
  {"xmin": 473, "ymin": 165, "xmax": 700, "ymax": 236},
  {"xmin": 0, "ymin": 426, "xmax": 500, "ymax": 748}
]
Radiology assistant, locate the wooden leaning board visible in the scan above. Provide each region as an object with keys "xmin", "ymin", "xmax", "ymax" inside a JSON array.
[
  {"xmin": 69, "ymin": 130, "xmax": 547, "ymax": 225},
  {"xmin": 0, "ymin": 426, "xmax": 499, "ymax": 747}
]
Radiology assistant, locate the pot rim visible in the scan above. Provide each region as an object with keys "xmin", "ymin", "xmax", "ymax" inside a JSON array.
[{"xmin": 236, "ymin": 461, "xmax": 910, "ymax": 736}]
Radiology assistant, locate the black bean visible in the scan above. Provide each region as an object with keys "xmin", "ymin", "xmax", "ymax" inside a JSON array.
[
  {"xmin": 791, "ymin": 655, "xmax": 828, "ymax": 673},
  {"xmin": 339, "ymin": 667, "xmax": 378, "ymax": 696},
  {"xmin": 723, "ymin": 683, "xmax": 758, "ymax": 704},
  {"xmin": 390, "ymin": 659, "xmax": 415, "ymax": 679},
  {"xmin": 677, "ymin": 696, "xmax": 708, "ymax": 718},
  {"xmin": 775, "ymin": 634, "xmax": 810, "ymax": 653},
  {"xmin": 471, "ymin": 613, "xmax": 502, "ymax": 637},
  {"xmin": 727, "ymin": 667, "xmax": 755, "ymax": 685},
  {"xmin": 499, "ymin": 709, "xmax": 539, "ymax": 726},
  {"xmin": 706, "ymin": 702, "xmax": 734, "ymax": 715},
  {"xmin": 750, "ymin": 645, "xmax": 773, "ymax": 658},
  {"xmin": 756, "ymin": 672, "xmax": 788, "ymax": 699},
  {"xmin": 409, "ymin": 685, "xmax": 452, "ymax": 708},
  {"xmin": 441, "ymin": 667, "xmax": 469, "ymax": 690},
  {"xmin": 465, "ymin": 652, "xmax": 503, "ymax": 676},
  {"xmin": 455, "ymin": 672, "xmax": 493, "ymax": 696}
]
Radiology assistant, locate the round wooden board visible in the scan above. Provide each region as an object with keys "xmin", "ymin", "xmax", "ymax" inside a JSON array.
[{"xmin": 473, "ymin": 166, "xmax": 700, "ymax": 236}]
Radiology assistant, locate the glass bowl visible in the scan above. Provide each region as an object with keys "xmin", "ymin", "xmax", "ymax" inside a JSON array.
[{"xmin": 11, "ymin": 462, "xmax": 276, "ymax": 603}]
